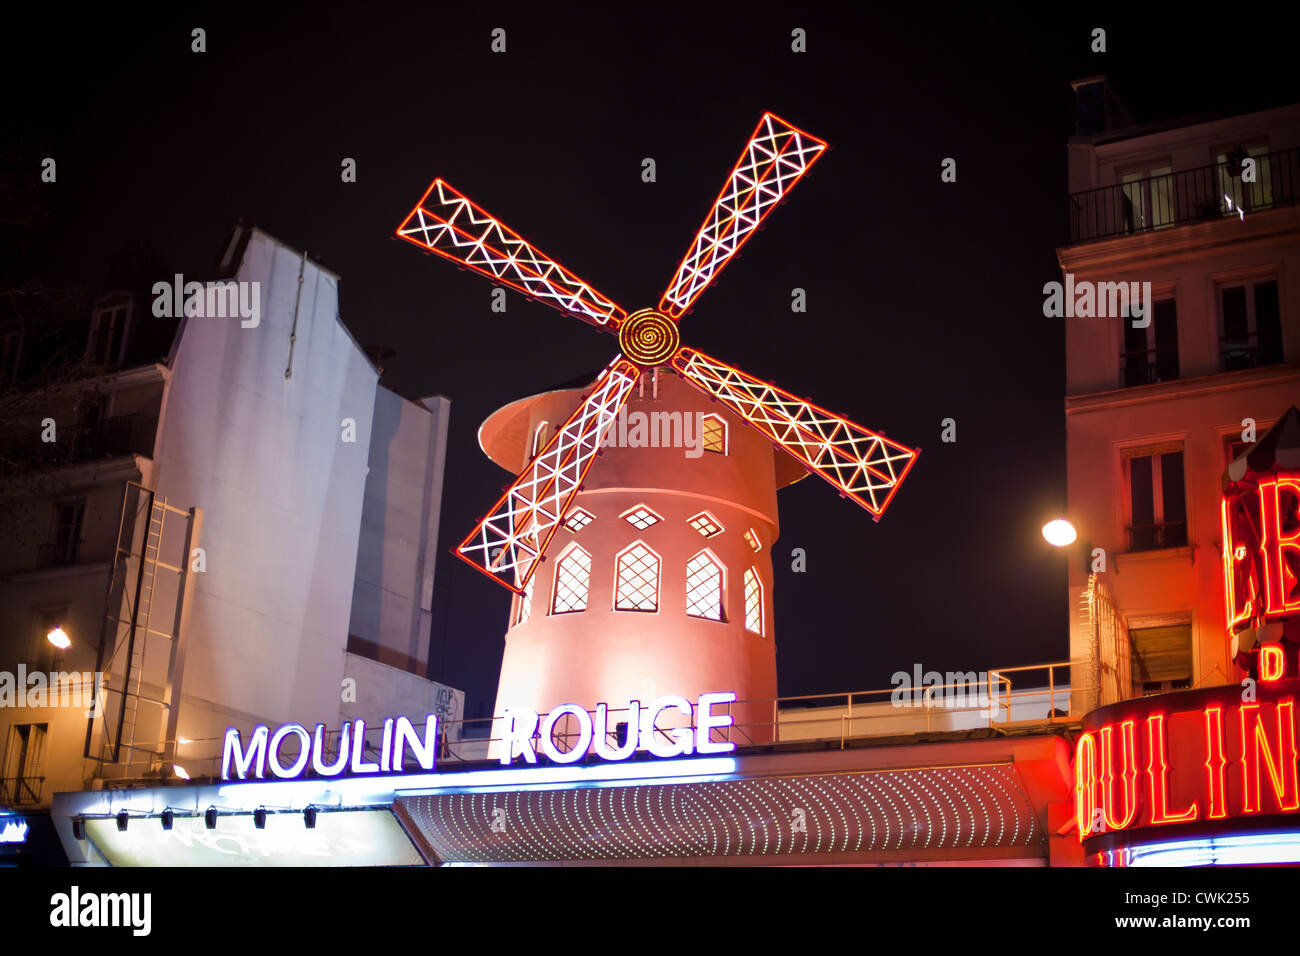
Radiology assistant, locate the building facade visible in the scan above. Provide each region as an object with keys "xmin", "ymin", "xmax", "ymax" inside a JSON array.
[
  {"xmin": 1061, "ymin": 80, "xmax": 1300, "ymax": 864},
  {"xmin": 0, "ymin": 226, "xmax": 461, "ymax": 861}
]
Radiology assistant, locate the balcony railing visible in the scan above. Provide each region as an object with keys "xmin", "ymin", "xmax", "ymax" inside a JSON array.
[
  {"xmin": 1222, "ymin": 331, "xmax": 1285, "ymax": 372},
  {"xmin": 0, "ymin": 776, "xmax": 44, "ymax": 806},
  {"xmin": 1127, "ymin": 521, "xmax": 1188, "ymax": 552},
  {"xmin": 0, "ymin": 413, "xmax": 156, "ymax": 474},
  {"xmin": 1069, "ymin": 147, "xmax": 1300, "ymax": 244},
  {"xmin": 1120, "ymin": 346, "xmax": 1179, "ymax": 387},
  {"xmin": 37, "ymin": 538, "xmax": 84, "ymax": 569}
]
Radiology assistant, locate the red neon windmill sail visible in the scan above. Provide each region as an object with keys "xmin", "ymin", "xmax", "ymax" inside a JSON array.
[{"xmin": 396, "ymin": 111, "xmax": 919, "ymax": 593}]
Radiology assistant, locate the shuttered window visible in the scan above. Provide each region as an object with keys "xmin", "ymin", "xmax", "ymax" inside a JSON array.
[{"xmin": 1130, "ymin": 624, "xmax": 1192, "ymax": 693}]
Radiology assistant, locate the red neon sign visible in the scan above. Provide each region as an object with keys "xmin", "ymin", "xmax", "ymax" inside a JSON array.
[
  {"xmin": 1222, "ymin": 472, "xmax": 1300, "ymax": 635},
  {"xmin": 1076, "ymin": 688, "xmax": 1300, "ymax": 843}
]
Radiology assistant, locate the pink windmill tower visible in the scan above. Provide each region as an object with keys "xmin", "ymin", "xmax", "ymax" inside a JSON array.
[{"xmin": 396, "ymin": 113, "xmax": 919, "ymax": 751}]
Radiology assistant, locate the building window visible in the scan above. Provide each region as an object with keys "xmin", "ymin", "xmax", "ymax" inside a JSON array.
[
  {"xmin": 701, "ymin": 414, "xmax": 727, "ymax": 454},
  {"xmin": 1217, "ymin": 145, "xmax": 1274, "ymax": 213},
  {"xmin": 552, "ymin": 544, "xmax": 592, "ymax": 614},
  {"xmin": 1, "ymin": 723, "xmax": 47, "ymax": 806},
  {"xmin": 685, "ymin": 550, "xmax": 724, "ymax": 622},
  {"xmin": 743, "ymin": 528, "xmax": 761, "ymax": 552},
  {"xmin": 87, "ymin": 301, "xmax": 129, "ymax": 365},
  {"xmin": 614, "ymin": 541, "xmax": 660, "ymax": 612},
  {"xmin": 621, "ymin": 504, "xmax": 662, "ymax": 530},
  {"xmin": 1220, "ymin": 279, "xmax": 1283, "ymax": 371},
  {"xmin": 0, "ymin": 329, "xmax": 21, "ymax": 389},
  {"xmin": 743, "ymin": 568, "xmax": 763, "ymax": 635},
  {"xmin": 562, "ymin": 507, "xmax": 595, "ymax": 532},
  {"xmin": 1129, "ymin": 623, "xmax": 1193, "ymax": 695},
  {"xmin": 1121, "ymin": 298, "xmax": 1178, "ymax": 386},
  {"xmin": 1123, "ymin": 448, "xmax": 1186, "ymax": 552},
  {"xmin": 44, "ymin": 499, "xmax": 86, "ymax": 568},
  {"xmin": 687, "ymin": 511, "xmax": 723, "ymax": 538},
  {"xmin": 515, "ymin": 574, "xmax": 534, "ymax": 625},
  {"xmin": 1119, "ymin": 164, "xmax": 1173, "ymax": 233}
]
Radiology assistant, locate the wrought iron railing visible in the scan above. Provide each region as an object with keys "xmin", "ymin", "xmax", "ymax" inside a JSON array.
[
  {"xmin": 0, "ymin": 413, "xmax": 156, "ymax": 473},
  {"xmin": 1068, "ymin": 147, "xmax": 1300, "ymax": 243},
  {"xmin": 1221, "ymin": 331, "xmax": 1285, "ymax": 372},
  {"xmin": 1120, "ymin": 346, "xmax": 1179, "ymax": 387},
  {"xmin": 0, "ymin": 776, "xmax": 44, "ymax": 806},
  {"xmin": 1127, "ymin": 520, "xmax": 1188, "ymax": 552}
]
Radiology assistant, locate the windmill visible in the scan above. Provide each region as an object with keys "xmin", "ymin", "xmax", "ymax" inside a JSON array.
[{"xmin": 397, "ymin": 113, "xmax": 920, "ymax": 603}]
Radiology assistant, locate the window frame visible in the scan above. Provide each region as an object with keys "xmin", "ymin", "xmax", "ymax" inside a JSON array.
[
  {"xmin": 613, "ymin": 540, "xmax": 661, "ymax": 613},
  {"xmin": 743, "ymin": 567, "xmax": 764, "ymax": 636},
  {"xmin": 551, "ymin": 542, "xmax": 593, "ymax": 615},
  {"xmin": 685, "ymin": 548, "xmax": 726, "ymax": 623},
  {"xmin": 1119, "ymin": 442, "xmax": 1187, "ymax": 553}
]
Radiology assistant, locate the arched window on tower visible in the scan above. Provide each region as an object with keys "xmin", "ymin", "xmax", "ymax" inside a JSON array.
[
  {"xmin": 701, "ymin": 414, "xmax": 727, "ymax": 455},
  {"xmin": 744, "ymin": 567, "xmax": 764, "ymax": 636},
  {"xmin": 614, "ymin": 541, "xmax": 660, "ymax": 612},
  {"xmin": 685, "ymin": 550, "xmax": 725, "ymax": 622},
  {"xmin": 551, "ymin": 544, "xmax": 592, "ymax": 614}
]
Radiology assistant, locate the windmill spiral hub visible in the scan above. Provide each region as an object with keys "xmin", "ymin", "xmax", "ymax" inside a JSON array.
[{"xmin": 619, "ymin": 309, "xmax": 680, "ymax": 367}]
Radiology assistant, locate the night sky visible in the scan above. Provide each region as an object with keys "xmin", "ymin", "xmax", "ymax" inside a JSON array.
[{"xmin": 7, "ymin": 7, "xmax": 1299, "ymax": 719}]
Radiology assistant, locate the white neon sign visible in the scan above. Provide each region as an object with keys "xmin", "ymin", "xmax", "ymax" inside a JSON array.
[{"xmin": 220, "ymin": 691, "xmax": 737, "ymax": 781}]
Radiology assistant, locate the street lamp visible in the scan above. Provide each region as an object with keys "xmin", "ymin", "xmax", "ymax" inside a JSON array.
[
  {"xmin": 1042, "ymin": 518, "xmax": 1078, "ymax": 547},
  {"xmin": 46, "ymin": 626, "xmax": 71, "ymax": 650}
]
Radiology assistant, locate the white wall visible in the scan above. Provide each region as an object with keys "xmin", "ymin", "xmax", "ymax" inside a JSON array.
[
  {"xmin": 349, "ymin": 389, "xmax": 449, "ymax": 674},
  {"xmin": 152, "ymin": 228, "xmax": 378, "ymax": 742}
]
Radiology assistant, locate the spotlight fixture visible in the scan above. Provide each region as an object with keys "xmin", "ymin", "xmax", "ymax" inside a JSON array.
[
  {"xmin": 204, "ymin": 807, "xmax": 218, "ymax": 829},
  {"xmin": 116, "ymin": 811, "xmax": 129, "ymax": 832},
  {"xmin": 253, "ymin": 807, "xmax": 267, "ymax": 830},
  {"xmin": 72, "ymin": 817, "xmax": 85, "ymax": 840},
  {"xmin": 161, "ymin": 809, "xmax": 174, "ymax": 831},
  {"xmin": 304, "ymin": 806, "xmax": 317, "ymax": 829}
]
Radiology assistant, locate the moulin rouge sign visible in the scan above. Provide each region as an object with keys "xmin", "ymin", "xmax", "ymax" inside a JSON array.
[
  {"xmin": 221, "ymin": 692, "xmax": 737, "ymax": 781},
  {"xmin": 1076, "ymin": 466, "xmax": 1300, "ymax": 845}
]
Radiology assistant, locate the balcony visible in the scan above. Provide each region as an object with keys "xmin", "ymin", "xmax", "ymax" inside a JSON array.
[
  {"xmin": 1222, "ymin": 330, "xmax": 1285, "ymax": 372},
  {"xmin": 1120, "ymin": 345, "xmax": 1179, "ymax": 387},
  {"xmin": 1127, "ymin": 521, "xmax": 1187, "ymax": 552},
  {"xmin": 0, "ymin": 413, "xmax": 156, "ymax": 475},
  {"xmin": 0, "ymin": 776, "xmax": 44, "ymax": 807},
  {"xmin": 1069, "ymin": 147, "xmax": 1300, "ymax": 244}
]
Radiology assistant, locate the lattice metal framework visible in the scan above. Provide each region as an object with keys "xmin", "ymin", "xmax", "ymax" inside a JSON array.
[
  {"xmin": 658, "ymin": 113, "xmax": 828, "ymax": 319},
  {"xmin": 398, "ymin": 112, "xmax": 919, "ymax": 595},
  {"xmin": 744, "ymin": 568, "xmax": 763, "ymax": 635},
  {"xmin": 455, "ymin": 359, "xmax": 639, "ymax": 593},
  {"xmin": 552, "ymin": 545, "xmax": 592, "ymax": 614},
  {"xmin": 673, "ymin": 348, "xmax": 919, "ymax": 517},
  {"xmin": 685, "ymin": 551, "xmax": 724, "ymax": 621},
  {"xmin": 615, "ymin": 542, "xmax": 660, "ymax": 612},
  {"xmin": 396, "ymin": 180, "xmax": 626, "ymax": 330}
]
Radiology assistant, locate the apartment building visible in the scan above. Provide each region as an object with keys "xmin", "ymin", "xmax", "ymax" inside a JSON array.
[{"xmin": 0, "ymin": 226, "xmax": 461, "ymax": 860}]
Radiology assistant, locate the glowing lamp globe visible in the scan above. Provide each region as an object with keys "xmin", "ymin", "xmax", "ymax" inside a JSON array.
[
  {"xmin": 1042, "ymin": 519, "xmax": 1077, "ymax": 547},
  {"xmin": 46, "ymin": 626, "xmax": 71, "ymax": 650}
]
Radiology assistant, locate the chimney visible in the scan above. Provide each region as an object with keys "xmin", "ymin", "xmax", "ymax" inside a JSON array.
[{"xmin": 1070, "ymin": 76, "xmax": 1135, "ymax": 136}]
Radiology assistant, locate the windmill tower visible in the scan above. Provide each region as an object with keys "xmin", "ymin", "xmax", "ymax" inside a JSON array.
[{"xmin": 397, "ymin": 113, "xmax": 920, "ymax": 751}]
